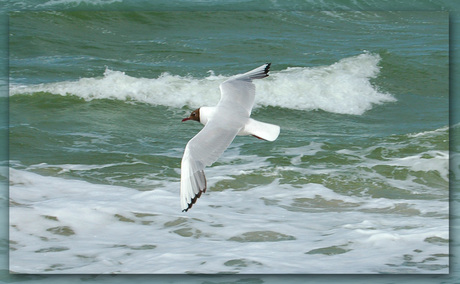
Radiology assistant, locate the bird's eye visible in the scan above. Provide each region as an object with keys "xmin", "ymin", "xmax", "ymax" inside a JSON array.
[{"xmin": 192, "ymin": 112, "xmax": 196, "ymax": 116}]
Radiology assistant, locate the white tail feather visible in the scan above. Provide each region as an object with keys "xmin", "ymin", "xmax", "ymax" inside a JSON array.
[{"xmin": 239, "ymin": 118, "xmax": 280, "ymax": 141}]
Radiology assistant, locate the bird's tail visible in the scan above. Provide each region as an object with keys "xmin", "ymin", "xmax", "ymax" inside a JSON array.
[{"xmin": 241, "ymin": 118, "xmax": 280, "ymax": 142}]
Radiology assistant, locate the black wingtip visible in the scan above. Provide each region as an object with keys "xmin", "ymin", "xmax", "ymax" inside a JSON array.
[
  {"xmin": 182, "ymin": 171, "xmax": 207, "ymax": 213},
  {"xmin": 265, "ymin": 63, "xmax": 271, "ymax": 76},
  {"xmin": 182, "ymin": 187, "xmax": 206, "ymax": 212}
]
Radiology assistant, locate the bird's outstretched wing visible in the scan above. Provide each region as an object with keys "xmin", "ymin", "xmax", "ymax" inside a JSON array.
[
  {"xmin": 180, "ymin": 117, "xmax": 240, "ymax": 211},
  {"xmin": 180, "ymin": 63, "xmax": 271, "ymax": 212},
  {"xmin": 218, "ymin": 63, "xmax": 270, "ymax": 116}
]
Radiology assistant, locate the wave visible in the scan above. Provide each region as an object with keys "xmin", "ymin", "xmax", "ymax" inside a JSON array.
[
  {"xmin": 10, "ymin": 53, "xmax": 396, "ymax": 115},
  {"xmin": 407, "ymin": 126, "xmax": 449, "ymax": 138}
]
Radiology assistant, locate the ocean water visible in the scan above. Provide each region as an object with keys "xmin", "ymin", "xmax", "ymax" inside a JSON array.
[{"xmin": 5, "ymin": 6, "xmax": 452, "ymax": 278}]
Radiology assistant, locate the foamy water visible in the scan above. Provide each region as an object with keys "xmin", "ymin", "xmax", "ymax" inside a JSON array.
[{"xmin": 9, "ymin": 127, "xmax": 449, "ymax": 273}]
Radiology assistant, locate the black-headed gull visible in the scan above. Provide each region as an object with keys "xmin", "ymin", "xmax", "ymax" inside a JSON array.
[{"xmin": 180, "ymin": 63, "xmax": 280, "ymax": 212}]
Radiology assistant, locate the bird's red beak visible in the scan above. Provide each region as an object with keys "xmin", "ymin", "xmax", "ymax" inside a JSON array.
[{"xmin": 182, "ymin": 117, "xmax": 190, "ymax": 122}]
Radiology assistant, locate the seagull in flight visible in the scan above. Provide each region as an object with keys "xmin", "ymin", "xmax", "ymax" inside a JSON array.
[{"xmin": 180, "ymin": 63, "xmax": 280, "ymax": 212}]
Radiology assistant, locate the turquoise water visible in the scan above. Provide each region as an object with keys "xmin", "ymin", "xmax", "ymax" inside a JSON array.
[{"xmin": 1, "ymin": 0, "xmax": 459, "ymax": 283}]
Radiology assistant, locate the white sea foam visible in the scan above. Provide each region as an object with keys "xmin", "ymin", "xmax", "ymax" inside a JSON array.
[
  {"xmin": 407, "ymin": 126, "xmax": 450, "ymax": 138},
  {"xmin": 9, "ymin": 158, "xmax": 448, "ymax": 274},
  {"xmin": 257, "ymin": 52, "xmax": 395, "ymax": 114},
  {"xmin": 10, "ymin": 53, "xmax": 395, "ymax": 115}
]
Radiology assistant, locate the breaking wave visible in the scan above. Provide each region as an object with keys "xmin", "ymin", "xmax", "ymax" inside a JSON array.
[{"xmin": 10, "ymin": 52, "xmax": 395, "ymax": 115}]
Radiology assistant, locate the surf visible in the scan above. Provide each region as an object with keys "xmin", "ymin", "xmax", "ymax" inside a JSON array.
[{"xmin": 10, "ymin": 52, "xmax": 395, "ymax": 115}]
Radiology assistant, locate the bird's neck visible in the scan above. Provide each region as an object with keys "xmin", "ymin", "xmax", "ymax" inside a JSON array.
[{"xmin": 199, "ymin": 107, "xmax": 216, "ymax": 125}]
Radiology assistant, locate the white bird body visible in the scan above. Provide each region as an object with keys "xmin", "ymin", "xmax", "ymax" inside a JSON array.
[
  {"xmin": 198, "ymin": 106, "xmax": 280, "ymax": 141},
  {"xmin": 180, "ymin": 63, "xmax": 280, "ymax": 212}
]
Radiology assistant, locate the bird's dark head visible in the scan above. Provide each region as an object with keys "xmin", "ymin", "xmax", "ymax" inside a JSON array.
[{"xmin": 182, "ymin": 108, "xmax": 201, "ymax": 123}]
